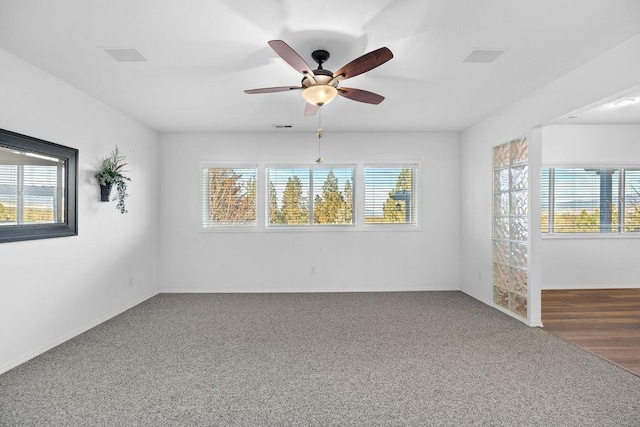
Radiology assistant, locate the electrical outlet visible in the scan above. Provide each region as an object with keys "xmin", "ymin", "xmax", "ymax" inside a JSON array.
[
  {"xmin": 477, "ymin": 271, "xmax": 482, "ymax": 280},
  {"xmin": 310, "ymin": 267, "xmax": 315, "ymax": 274}
]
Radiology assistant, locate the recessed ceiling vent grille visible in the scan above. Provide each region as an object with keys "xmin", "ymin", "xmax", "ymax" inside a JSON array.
[
  {"xmin": 272, "ymin": 124, "xmax": 294, "ymax": 129},
  {"xmin": 463, "ymin": 49, "xmax": 506, "ymax": 63},
  {"xmin": 103, "ymin": 47, "xmax": 147, "ymax": 62}
]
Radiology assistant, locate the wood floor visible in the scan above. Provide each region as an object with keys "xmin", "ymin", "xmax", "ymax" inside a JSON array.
[{"xmin": 542, "ymin": 288, "xmax": 640, "ymax": 377}]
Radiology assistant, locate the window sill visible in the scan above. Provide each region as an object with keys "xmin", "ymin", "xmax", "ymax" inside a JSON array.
[
  {"xmin": 200, "ymin": 224, "xmax": 421, "ymax": 233},
  {"xmin": 541, "ymin": 232, "xmax": 640, "ymax": 240}
]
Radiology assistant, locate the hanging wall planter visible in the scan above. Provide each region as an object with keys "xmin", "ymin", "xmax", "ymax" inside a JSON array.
[
  {"xmin": 100, "ymin": 182, "xmax": 113, "ymax": 202},
  {"xmin": 95, "ymin": 146, "xmax": 131, "ymax": 214}
]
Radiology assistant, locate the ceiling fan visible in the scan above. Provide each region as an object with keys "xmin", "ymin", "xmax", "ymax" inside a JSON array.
[{"xmin": 244, "ymin": 40, "xmax": 393, "ymax": 116}]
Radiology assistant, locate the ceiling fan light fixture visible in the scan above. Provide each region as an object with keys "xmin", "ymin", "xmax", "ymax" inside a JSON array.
[{"xmin": 302, "ymin": 85, "xmax": 338, "ymax": 107}]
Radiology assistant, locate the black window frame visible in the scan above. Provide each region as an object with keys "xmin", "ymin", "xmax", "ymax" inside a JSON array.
[{"xmin": 0, "ymin": 128, "xmax": 78, "ymax": 243}]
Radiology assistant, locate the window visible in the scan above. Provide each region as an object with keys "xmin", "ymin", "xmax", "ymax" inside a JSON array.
[
  {"xmin": 199, "ymin": 162, "xmax": 421, "ymax": 231},
  {"xmin": 542, "ymin": 167, "xmax": 640, "ymax": 234},
  {"xmin": 267, "ymin": 166, "xmax": 354, "ymax": 226},
  {"xmin": 0, "ymin": 128, "xmax": 78, "ymax": 243},
  {"xmin": 364, "ymin": 165, "xmax": 418, "ymax": 225},
  {"xmin": 624, "ymin": 169, "xmax": 640, "ymax": 232},
  {"xmin": 201, "ymin": 165, "xmax": 257, "ymax": 229},
  {"xmin": 492, "ymin": 137, "xmax": 528, "ymax": 318}
]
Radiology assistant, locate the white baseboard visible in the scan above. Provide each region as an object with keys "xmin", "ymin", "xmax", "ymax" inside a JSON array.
[
  {"xmin": 460, "ymin": 287, "xmax": 493, "ymax": 306},
  {"xmin": 0, "ymin": 291, "xmax": 158, "ymax": 375},
  {"xmin": 461, "ymin": 288, "xmax": 541, "ymax": 327},
  {"xmin": 159, "ymin": 286, "xmax": 458, "ymax": 294}
]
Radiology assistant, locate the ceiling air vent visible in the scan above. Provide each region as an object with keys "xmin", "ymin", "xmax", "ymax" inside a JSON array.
[
  {"xmin": 103, "ymin": 47, "xmax": 147, "ymax": 62},
  {"xmin": 463, "ymin": 49, "xmax": 506, "ymax": 64},
  {"xmin": 272, "ymin": 124, "xmax": 294, "ymax": 129}
]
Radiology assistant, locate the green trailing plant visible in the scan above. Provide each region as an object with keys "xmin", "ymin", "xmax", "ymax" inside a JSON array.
[{"xmin": 96, "ymin": 146, "xmax": 131, "ymax": 214}]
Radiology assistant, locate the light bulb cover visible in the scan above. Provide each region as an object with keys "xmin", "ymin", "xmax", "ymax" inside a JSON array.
[{"xmin": 302, "ymin": 85, "xmax": 338, "ymax": 107}]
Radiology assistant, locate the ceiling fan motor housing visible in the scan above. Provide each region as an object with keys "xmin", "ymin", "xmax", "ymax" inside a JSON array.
[
  {"xmin": 301, "ymin": 70, "xmax": 336, "ymax": 88},
  {"xmin": 302, "ymin": 49, "xmax": 338, "ymax": 89}
]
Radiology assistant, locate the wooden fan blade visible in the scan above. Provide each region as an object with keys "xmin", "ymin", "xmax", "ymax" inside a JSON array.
[
  {"xmin": 338, "ymin": 87, "xmax": 385, "ymax": 104},
  {"xmin": 333, "ymin": 47, "xmax": 393, "ymax": 81},
  {"xmin": 304, "ymin": 103, "xmax": 320, "ymax": 117},
  {"xmin": 244, "ymin": 86, "xmax": 302, "ymax": 94},
  {"xmin": 268, "ymin": 40, "xmax": 315, "ymax": 76}
]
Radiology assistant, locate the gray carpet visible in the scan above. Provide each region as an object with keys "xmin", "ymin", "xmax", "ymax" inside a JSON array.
[{"xmin": 1, "ymin": 292, "xmax": 639, "ymax": 426}]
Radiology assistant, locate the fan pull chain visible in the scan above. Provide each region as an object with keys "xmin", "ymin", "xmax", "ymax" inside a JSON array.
[{"xmin": 316, "ymin": 108, "xmax": 324, "ymax": 163}]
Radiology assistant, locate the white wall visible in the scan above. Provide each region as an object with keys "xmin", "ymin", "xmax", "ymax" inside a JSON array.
[
  {"xmin": 539, "ymin": 124, "xmax": 640, "ymax": 289},
  {"xmin": 0, "ymin": 49, "xmax": 160, "ymax": 373},
  {"xmin": 460, "ymin": 34, "xmax": 640, "ymax": 325},
  {"xmin": 542, "ymin": 124, "xmax": 640, "ymax": 165},
  {"xmin": 158, "ymin": 132, "xmax": 460, "ymax": 293}
]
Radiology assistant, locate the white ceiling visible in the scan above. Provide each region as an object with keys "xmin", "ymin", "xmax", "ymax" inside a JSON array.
[
  {"xmin": 553, "ymin": 87, "xmax": 640, "ymax": 125},
  {"xmin": 1, "ymin": 0, "xmax": 639, "ymax": 133}
]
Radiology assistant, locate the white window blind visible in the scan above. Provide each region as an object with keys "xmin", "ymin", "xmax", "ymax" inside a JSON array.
[
  {"xmin": 541, "ymin": 168, "xmax": 549, "ymax": 233},
  {"xmin": 23, "ymin": 165, "xmax": 61, "ymax": 224},
  {"xmin": 312, "ymin": 168, "xmax": 353, "ymax": 225},
  {"xmin": 0, "ymin": 159, "xmax": 63, "ymax": 226},
  {"xmin": 542, "ymin": 167, "xmax": 630, "ymax": 233},
  {"xmin": 201, "ymin": 166, "xmax": 257, "ymax": 229},
  {"xmin": 624, "ymin": 169, "xmax": 640, "ymax": 232},
  {"xmin": 364, "ymin": 166, "xmax": 418, "ymax": 225},
  {"xmin": 0, "ymin": 165, "xmax": 18, "ymax": 224},
  {"xmin": 267, "ymin": 166, "xmax": 354, "ymax": 226}
]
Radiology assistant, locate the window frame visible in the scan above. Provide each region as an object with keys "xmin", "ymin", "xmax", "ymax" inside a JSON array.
[
  {"xmin": 265, "ymin": 164, "xmax": 356, "ymax": 229},
  {"xmin": 0, "ymin": 128, "xmax": 78, "ymax": 243},
  {"xmin": 363, "ymin": 163, "xmax": 420, "ymax": 229},
  {"xmin": 623, "ymin": 168, "xmax": 640, "ymax": 233},
  {"xmin": 198, "ymin": 161, "xmax": 421, "ymax": 232},
  {"xmin": 541, "ymin": 164, "xmax": 640, "ymax": 237},
  {"xmin": 200, "ymin": 163, "xmax": 258, "ymax": 232}
]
